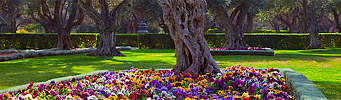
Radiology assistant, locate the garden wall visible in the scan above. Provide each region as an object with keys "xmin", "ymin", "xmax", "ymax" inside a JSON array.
[{"xmin": 0, "ymin": 34, "xmax": 339, "ymax": 50}]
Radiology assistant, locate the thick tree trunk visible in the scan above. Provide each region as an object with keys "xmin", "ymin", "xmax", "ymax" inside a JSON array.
[
  {"xmin": 246, "ymin": 12, "xmax": 253, "ymax": 33},
  {"xmin": 274, "ymin": 24, "xmax": 280, "ymax": 33},
  {"xmin": 278, "ymin": 15, "xmax": 298, "ymax": 33},
  {"xmin": 87, "ymin": 29, "xmax": 124, "ymax": 56},
  {"xmin": 158, "ymin": 0, "xmax": 220, "ymax": 74},
  {"xmin": 269, "ymin": 18, "xmax": 280, "ymax": 33},
  {"xmin": 214, "ymin": 5, "xmax": 248, "ymax": 50},
  {"xmin": 324, "ymin": 16, "xmax": 337, "ymax": 33},
  {"xmin": 306, "ymin": 24, "xmax": 325, "ymax": 50},
  {"xmin": 223, "ymin": 28, "xmax": 247, "ymax": 49},
  {"xmin": 42, "ymin": 24, "xmax": 56, "ymax": 33},
  {"xmin": 57, "ymin": 31, "xmax": 73, "ymax": 50},
  {"xmin": 288, "ymin": 24, "xmax": 297, "ymax": 33},
  {"xmin": 160, "ymin": 18, "xmax": 169, "ymax": 33},
  {"xmin": 7, "ymin": 19, "xmax": 17, "ymax": 33},
  {"xmin": 298, "ymin": 0, "xmax": 325, "ymax": 50},
  {"xmin": 332, "ymin": 8, "xmax": 341, "ymax": 32},
  {"xmin": 8, "ymin": 24, "xmax": 16, "ymax": 33}
]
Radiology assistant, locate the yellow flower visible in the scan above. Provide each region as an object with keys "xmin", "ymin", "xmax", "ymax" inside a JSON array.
[
  {"xmin": 24, "ymin": 90, "xmax": 30, "ymax": 94},
  {"xmin": 228, "ymin": 72, "xmax": 233, "ymax": 76},
  {"xmin": 72, "ymin": 95, "xmax": 80, "ymax": 98},
  {"xmin": 170, "ymin": 75, "xmax": 176, "ymax": 80},
  {"xmin": 185, "ymin": 97, "xmax": 195, "ymax": 100},
  {"xmin": 255, "ymin": 95, "xmax": 261, "ymax": 98},
  {"xmin": 241, "ymin": 92, "xmax": 248, "ymax": 98},
  {"xmin": 217, "ymin": 90, "xmax": 225, "ymax": 96},
  {"xmin": 225, "ymin": 89, "xmax": 231, "ymax": 93},
  {"xmin": 281, "ymin": 79, "xmax": 286, "ymax": 82},
  {"xmin": 197, "ymin": 75, "xmax": 204, "ymax": 80},
  {"xmin": 109, "ymin": 95, "xmax": 118, "ymax": 99},
  {"xmin": 196, "ymin": 81, "xmax": 203, "ymax": 86},
  {"xmin": 232, "ymin": 91, "xmax": 237, "ymax": 95},
  {"xmin": 147, "ymin": 87, "xmax": 155, "ymax": 92}
]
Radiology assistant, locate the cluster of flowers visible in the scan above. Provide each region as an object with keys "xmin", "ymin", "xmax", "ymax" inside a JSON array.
[
  {"xmin": 0, "ymin": 65, "xmax": 293, "ymax": 100},
  {"xmin": 210, "ymin": 47, "xmax": 266, "ymax": 50}
]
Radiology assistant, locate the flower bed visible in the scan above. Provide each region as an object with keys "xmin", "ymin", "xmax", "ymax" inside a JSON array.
[
  {"xmin": 0, "ymin": 66, "xmax": 293, "ymax": 100},
  {"xmin": 210, "ymin": 47, "xmax": 266, "ymax": 51},
  {"xmin": 210, "ymin": 47, "xmax": 275, "ymax": 56}
]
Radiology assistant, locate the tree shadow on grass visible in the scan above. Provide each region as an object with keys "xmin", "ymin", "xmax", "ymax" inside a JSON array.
[
  {"xmin": 0, "ymin": 53, "xmax": 175, "ymax": 90},
  {"xmin": 313, "ymin": 81, "xmax": 341, "ymax": 99},
  {"xmin": 299, "ymin": 48, "xmax": 341, "ymax": 54},
  {"xmin": 213, "ymin": 49, "xmax": 340, "ymax": 63}
]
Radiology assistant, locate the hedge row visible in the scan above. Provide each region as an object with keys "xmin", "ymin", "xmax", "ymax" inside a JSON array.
[{"xmin": 0, "ymin": 34, "xmax": 340, "ymax": 50}]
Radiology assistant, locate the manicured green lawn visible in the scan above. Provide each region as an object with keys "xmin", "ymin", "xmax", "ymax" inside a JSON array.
[{"xmin": 0, "ymin": 48, "xmax": 340, "ymax": 99}]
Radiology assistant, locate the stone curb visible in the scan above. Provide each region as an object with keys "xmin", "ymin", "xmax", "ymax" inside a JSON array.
[
  {"xmin": 0, "ymin": 48, "xmax": 95, "ymax": 62},
  {"xmin": 0, "ymin": 70, "xmax": 109, "ymax": 94},
  {"xmin": 210, "ymin": 48, "xmax": 275, "ymax": 56},
  {"xmin": 0, "ymin": 46, "xmax": 132, "ymax": 62},
  {"xmin": 277, "ymin": 68, "xmax": 327, "ymax": 100}
]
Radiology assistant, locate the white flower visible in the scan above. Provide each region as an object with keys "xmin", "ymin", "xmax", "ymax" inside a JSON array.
[
  {"xmin": 268, "ymin": 91, "xmax": 274, "ymax": 95},
  {"xmin": 217, "ymin": 73, "xmax": 222, "ymax": 77},
  {"xmin": 111, "ymin": 92, "xmax": 117, "ymax": 96},
  {"xmin": 87, "ymin": 95, "xmax": 98, "ymax": 100},
  {"xmin": 153, "ymin": 94, "xmax": 159, "ymax": 99},
  {"xmin": 122, "ymin": 88, "xmax": 126, "ymax": 93},
  {"xmin": 145, "ymin": 83, "xmax": 150, "ymax": 88},
  {"xmin": 65, "ymin": 95, "xmax": 74, "ymax": 100},
  {"xmin": 104, "ymin": 89, "xmax": 111, "ymax": 94},
  {"xmin": 24, "ymin": 94, "xmax": 33, "ymax": 100}
]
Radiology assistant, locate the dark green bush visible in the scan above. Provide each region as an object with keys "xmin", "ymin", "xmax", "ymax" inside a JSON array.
[{"xmin": 0, "ymin": 33, "xmax": 339, "ymax": 50}]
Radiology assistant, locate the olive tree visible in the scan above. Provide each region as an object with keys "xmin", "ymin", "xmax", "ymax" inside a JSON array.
[
  {"xmin": 157, "ymin": 0, "xmax": 221, "ymax": 74},
  {"xmin": 78, "ymin": 0, "xmax": 131, "ymax": 56}
]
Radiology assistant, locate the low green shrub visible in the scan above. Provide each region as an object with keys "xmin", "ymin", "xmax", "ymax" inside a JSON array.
[{"xmin": 0, "ymin": 33, "xmax": 340, "ymax": 50}]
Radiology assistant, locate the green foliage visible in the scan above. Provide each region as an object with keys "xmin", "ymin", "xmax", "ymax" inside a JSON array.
[
  {"xmin": 258, "ymin": 0, "xmax": 297, "ymax": 22},
  {"xmin": 23, "ymin": 24, "xmax": 44, "ymax": 32},
  {"xmin": 0, "ymin": 33, "xmax": 339, "ymax": 50}
]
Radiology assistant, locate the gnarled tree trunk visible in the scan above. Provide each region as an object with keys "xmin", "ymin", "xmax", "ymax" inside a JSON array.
[
  {"xmin": 78, "ymin": 0, "xmax": 131, "ymax": 57},
  {"xmin": 158, "ymin": 0, "xmax": 220, "ymax": 74},
  {"xmin": 332, "ymin": 8, "xmax": 341, "ymax": 32},
  {"xmin": 297, "ymin": 0, "xmax": 325, "ymax": 50},
  {"xmin": 245, "ymin": 12, "xmax": 253, "ymax": 33},
  {"xmin": 8, "ymin": 21, "xmax": 16, "ymax": 33},
  {"xmin": 57, "ymin": 31, "xmax": 73, "ymax": 50},
  {"xmin": 42, "ymin": 24, "xmax": 56, "ymax": 33},
  {"xmin": 87, "ymin": 29, "xmax": 123, "ymax": 56},
  {"xmin": 213, "ymin": 2, "xmax": 248, "ymax": 50}
]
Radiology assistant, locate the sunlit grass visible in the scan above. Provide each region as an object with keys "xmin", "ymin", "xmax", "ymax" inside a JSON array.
[{"xmin": 0, "ymin": 48, "xmax": 340, "ymax": 99}]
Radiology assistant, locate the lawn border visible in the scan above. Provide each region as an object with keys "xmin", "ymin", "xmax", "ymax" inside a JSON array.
[
  {"xmin": 210, "ymin": 48, "xmax": 275, "ymax": 56},
  {"xmin": 277, "ymin": 68, "xmax": 327, "ymax": 100},
  {"xmin": 0, "ymin": 46, "xmax": 132, "ymax": 62}
]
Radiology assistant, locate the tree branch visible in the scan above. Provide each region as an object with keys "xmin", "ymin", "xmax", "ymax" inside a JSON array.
[
  {"xmin": 41, "ymin": 0, "xmax": 53, "ymax": 21},
  {"xmin": 54, "ymin": 0, "xmax": 61, "ymax": 28},
  {"xmin": 0, "ymin": 16, "xmax": 9, "ymax": 25},
  {"xmin": 77, "ymin": 0, "xmax": 102, "ymax": 23}
]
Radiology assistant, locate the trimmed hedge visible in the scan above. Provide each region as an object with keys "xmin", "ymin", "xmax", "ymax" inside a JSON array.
[
  {"xmin": 0, "ymin": 34, "xmax": 340, "ymax": 50},
  {"xmin": 138, "ymin": 34, "xmax": 340, "ymax": 49}
]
